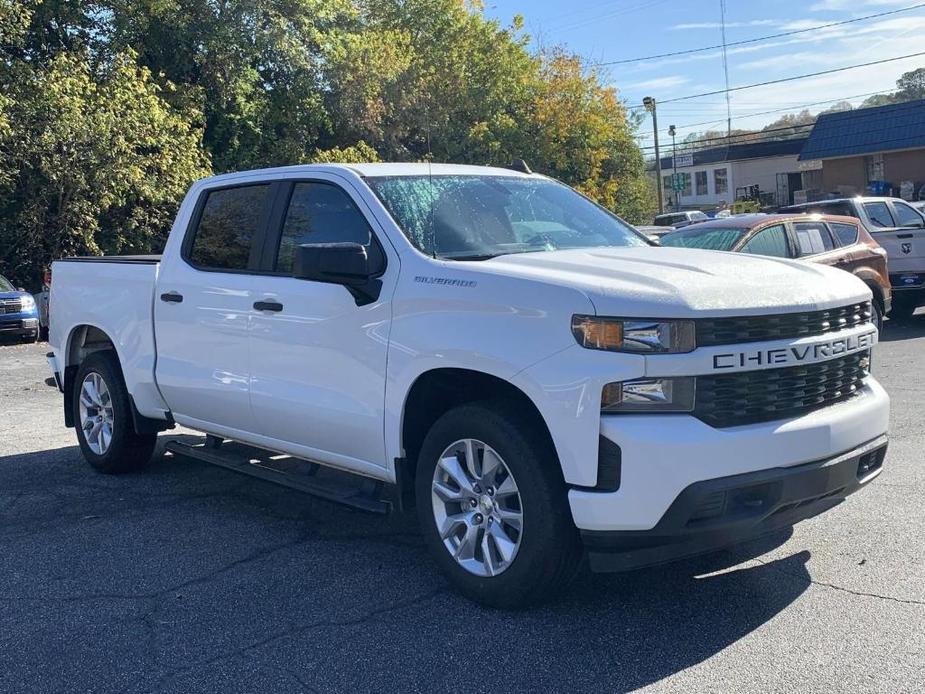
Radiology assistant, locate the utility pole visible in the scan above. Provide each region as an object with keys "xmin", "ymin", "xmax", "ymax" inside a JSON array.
[
  {"xmin": 669, "ymin": 124, "xmax": 677, "ymax": 211},
  {"xmin": 644, "ymin": 96, "xmax": 663, "ymax": 214}
]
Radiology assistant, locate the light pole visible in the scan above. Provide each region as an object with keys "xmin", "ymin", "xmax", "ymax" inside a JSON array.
[
  {"xmin": 669, "ymin": 124, "xmax": 677, "ymax": 211},
  {"xmin": 643, "ymin": 96, "xmax": 663, "ymax": 214}
]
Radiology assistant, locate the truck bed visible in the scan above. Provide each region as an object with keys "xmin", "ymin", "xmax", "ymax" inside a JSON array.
[{"xmin": 49, "ymin": 255, "xmax": 168, "ymax": 420}]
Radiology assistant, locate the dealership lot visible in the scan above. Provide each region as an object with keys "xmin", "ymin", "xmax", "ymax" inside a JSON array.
[{"xmin": 1, "ymin": 324, "xmax": 924, "ymax": 694}]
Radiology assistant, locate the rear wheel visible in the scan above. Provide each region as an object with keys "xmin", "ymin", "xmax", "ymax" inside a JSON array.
[
  {"xmin": 415, "ymin": 401, "xmax": 581, "ymax": 608},
  {"xmin": 73, "ymin": 351, "xmax": 156, "ymax": 474}
]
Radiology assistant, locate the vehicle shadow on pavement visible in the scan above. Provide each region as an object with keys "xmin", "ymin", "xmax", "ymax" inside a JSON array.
[
  {"xmin": 881, "ymin": 315, "xmax": 925, "ymax": 342},
  {"xmin": 0, "ymin": 440, "xmax": 811, "ymax": 694}
]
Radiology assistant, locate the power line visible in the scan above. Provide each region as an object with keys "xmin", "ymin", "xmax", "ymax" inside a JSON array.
[
  {"xmin": 647, "ymin": 50, "xmax": 925, "ymax": 105},
  {"xmin": 634, "ymin": 89, "xmax": 896, "ymax": 137},
  {"xmin": 637, "ymin": 123, "xmax": 815, "ymax": 151},
  {"xmin": 597, "ymin": 2, "xmax": 925, "ymax": 66},
  {"xmin": 638, "ymin": 112, "xmax": 925, "ymax": 157}
]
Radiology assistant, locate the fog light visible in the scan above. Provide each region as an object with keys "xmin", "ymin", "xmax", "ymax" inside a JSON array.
[{"xmin": 601, "ymin": 377, "xmax": 695, "ymax": 413}]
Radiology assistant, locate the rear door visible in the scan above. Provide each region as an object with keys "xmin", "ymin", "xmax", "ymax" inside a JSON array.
[
  {"xmin": 154, "ymin": 183, "xmax": 274, "ymax": 432},
  {"xmin": 246, "ymin": 176, "xmax": 397, "ymax": 475},
  {"xmin": 789, "ymin": 220, "xmax": 841, "ymax": 267}
]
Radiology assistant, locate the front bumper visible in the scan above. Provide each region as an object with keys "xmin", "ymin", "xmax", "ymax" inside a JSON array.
[
  {"xmin": 570, "ymin": 378, "xmax": 889, "ymax": 532},
  {"xmin": 0, "ymin": 317, "xmax": 39, "ymax": 336},
  {"xmin": 583, "ymin": 434, "xmax": 887, "ymax": 572}
]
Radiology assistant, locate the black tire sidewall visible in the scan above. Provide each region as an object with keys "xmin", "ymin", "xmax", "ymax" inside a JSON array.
[
  {"xmin": 73, "ymin": 351, "xmax": 153, "ymax": 473},
  {"xmin": 415, "ymin": 401, "xmax": 579, "ymax": 608}
]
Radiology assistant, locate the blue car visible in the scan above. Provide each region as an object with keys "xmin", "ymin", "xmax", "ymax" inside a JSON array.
[{"xmin": 0, "ymin": 273, "xmax": 40, "ymax": 342}]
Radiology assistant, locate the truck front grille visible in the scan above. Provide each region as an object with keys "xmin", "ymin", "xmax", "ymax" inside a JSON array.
[
  {"xmin": 694, "ymin": 351, "xmax": 870, "ymax": 428},
  {"xmin": 696, "ymin": 302, "xmax": 871, "ymax": 347},
  {"xmin": 0, "ymin": 298, "xmax": 22, "ymax": 315}
]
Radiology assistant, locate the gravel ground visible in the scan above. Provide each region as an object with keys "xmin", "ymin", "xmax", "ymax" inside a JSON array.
[{"xmin": 1, "ymin": 321, "xmax": 924, "ymax": 694}]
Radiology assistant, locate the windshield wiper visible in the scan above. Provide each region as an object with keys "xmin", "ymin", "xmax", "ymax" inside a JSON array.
[{"xmin": 442, "ymin": 252, "xmax": 509, "ymax": 261}]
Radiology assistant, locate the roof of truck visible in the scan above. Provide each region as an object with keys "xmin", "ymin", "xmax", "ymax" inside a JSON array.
[{"xmin": 201, "ymin": 163, "xmax": 539, "ymax": 186}]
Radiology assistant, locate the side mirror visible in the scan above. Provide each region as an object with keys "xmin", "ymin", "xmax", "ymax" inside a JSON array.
[
  {"xmin": 17, "ymin": 287, "xmax": 26, "ymax": 292},
  {"xmin": 293, "ymin": 242, "xmax": 383, "ymax": 306}
]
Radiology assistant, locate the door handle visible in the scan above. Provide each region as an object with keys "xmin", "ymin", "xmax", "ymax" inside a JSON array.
[
  {"xmin": 160, "ymin": 292, "xmax": 183, "ymax": 303},
  {"xmin": 897, "ymin": 233, "xmax": 914, "ymax": 239},
  {"xmin": 253, "ymin": 300, "xmax": 283, "ymax": 312}
]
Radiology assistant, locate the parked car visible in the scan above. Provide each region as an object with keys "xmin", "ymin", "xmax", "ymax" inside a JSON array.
[
  {"xmin": 780, "ymin": 197, "xmax": 924, "ymax": 320},
  {"xmin": 48, "ymin": 164, "xmax": 888, "ymax": 607},
  {"xmin": 653, "ymin": 210, "xmax": 709, "ymax": 228},
  {"xmin": 0, "ymin": 272, "xmax": 40, "ymax": 342},
  {"xmin": 660, "ymin": 214, "xmax": 891, "ymax": 330}
]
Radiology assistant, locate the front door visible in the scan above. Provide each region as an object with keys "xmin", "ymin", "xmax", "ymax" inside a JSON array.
[
  {"xmin": 154, "ymin": 183, "xmax": 273, "ymax": 432},
  {"xmin": 247, "ymin": 177, "xmax": 396, "ymax": 475}
]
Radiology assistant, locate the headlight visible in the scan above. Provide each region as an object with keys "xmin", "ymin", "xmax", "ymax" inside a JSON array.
[
  {"xmin": 571, "ymin": 316, "xmax": 695, "ymax": 353},
  {"xmin": 20, "ymin": 295, "xmax": 35, "ymax": 312},
  {"xmin": 601, "ymin": 377, "xmax": 695, "ymax": 413}
]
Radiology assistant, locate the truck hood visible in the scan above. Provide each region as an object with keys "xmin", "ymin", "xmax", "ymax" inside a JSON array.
[{"xmin": 478, "ymin": 247, "xmax": 870, "ymax": 318}]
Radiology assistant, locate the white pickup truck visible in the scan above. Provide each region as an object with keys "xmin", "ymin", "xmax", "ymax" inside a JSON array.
[{"xmin": 48, "ymin": 163, "xmax": 889, "ymax": 607}]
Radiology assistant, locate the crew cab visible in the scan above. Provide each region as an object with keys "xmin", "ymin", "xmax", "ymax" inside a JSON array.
[
  {"xmin": 781, "ymin": 197, "xmax": 925, "ymax": 320},
  {"xmin": 48, "ymin": 164, "xmax": 889, "ymax": 607}
]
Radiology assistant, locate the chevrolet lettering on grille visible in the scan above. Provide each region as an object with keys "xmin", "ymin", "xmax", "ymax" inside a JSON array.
[{"xmin": 712, "ymin": 329, "xmax": 876, "ymax": 370}]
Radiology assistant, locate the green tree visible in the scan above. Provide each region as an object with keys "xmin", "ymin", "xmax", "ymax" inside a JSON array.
[
  {"xmin": 0, "ymin": 51, "xmax": 211, "ymax": 287},
  {"xmin": 896, "ymin": 67, "xmax": 925, "ymax": 101}
]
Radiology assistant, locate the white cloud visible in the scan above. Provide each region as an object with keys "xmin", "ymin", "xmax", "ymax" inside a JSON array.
[
  {"xmin": 809, "ymin": 0, "xmax": 909, "ymax": 10},
  {"xmin": 624, "ymin": 75, "xmax": 691, "ymax": 91},
  {"xmin": 671, "ymin": 19, "xmax": 778, "ymax": 30}
]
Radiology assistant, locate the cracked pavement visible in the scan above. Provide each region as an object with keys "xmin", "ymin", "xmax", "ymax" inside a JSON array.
[{"xmin": 1, "ymin": 319, "xmax": 924, "ymax": 693}]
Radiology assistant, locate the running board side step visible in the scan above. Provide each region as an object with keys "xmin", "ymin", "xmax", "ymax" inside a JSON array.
[{"xmin": 165, "ymin": 439, "xmax": 391, "ymax": 514}]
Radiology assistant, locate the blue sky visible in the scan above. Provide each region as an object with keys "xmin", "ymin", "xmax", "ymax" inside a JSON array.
[{"xmin": 484, "ymin": 0, "xmax": 925, "ymax": 148}]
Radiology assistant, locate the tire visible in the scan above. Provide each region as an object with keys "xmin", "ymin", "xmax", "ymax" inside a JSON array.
[
  {"xmin": 871, "ymin": 299, "xmax": 883, "ymax": 333},
  {"xmin": 415, "ymin": 401, "xmax": 581, "ymax": 608},
  {"xmin": 73, "ymin": 351, "xmax": 157, "ymax": 474}
]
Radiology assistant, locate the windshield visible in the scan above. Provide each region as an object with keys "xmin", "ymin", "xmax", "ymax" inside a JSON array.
[
  {"xmin": 659, "ymin": 226, "xmax": 749, "ymax": 251},
  {"xmin": 0, "ymin": 275, "xmax": 14, "ymax": 292},
  {"xmin": 366, "ymin": 175, "xmax": 647, "ymax": 259}
]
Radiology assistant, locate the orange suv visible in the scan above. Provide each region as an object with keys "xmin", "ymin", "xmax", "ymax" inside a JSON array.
[{"xmin": 659, "ymin": 214, "xmax": 892, "ymax": 330}]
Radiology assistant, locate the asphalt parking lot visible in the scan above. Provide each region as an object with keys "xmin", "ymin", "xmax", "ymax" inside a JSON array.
[{"xmin": 2, "ymin": 321, "xmax": 924, "ymax": 694}]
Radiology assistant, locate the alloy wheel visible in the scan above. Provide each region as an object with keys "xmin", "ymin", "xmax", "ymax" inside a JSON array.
[
  {"xmin": 78, "ymin": 372, "xmax": 114, "ymax": 455},
  {"xmin": 431, "ymin": 438, "xmax": 523, "ymax": 577}
]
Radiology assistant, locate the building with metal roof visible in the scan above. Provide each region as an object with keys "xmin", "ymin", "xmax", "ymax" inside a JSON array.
[{"xmin": 798, "ymin": 99, "xmax": 925, "ymax": 200}]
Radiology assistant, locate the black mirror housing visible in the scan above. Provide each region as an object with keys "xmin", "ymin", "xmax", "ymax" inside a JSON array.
[
  {"xmin": 293, "ymin": 242, "xmax": 383, "ymax": 306},
  {"xmin": 294, "ymin": 242, "xmax": 370, "ymax": 285}
]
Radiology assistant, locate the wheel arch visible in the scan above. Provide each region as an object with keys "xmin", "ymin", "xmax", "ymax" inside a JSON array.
[
  {"xmin": 398, "ymin": 368, "xmax": 559, "ymax": 506},
  {"xmin": 61, "ymin": 324, "xmax": 167, "ymax": 434}
]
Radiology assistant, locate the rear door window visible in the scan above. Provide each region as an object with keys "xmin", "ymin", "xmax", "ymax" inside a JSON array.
[
  {"xmin": 187, "ymin": 185, "xmax": 271, "ymax": 270},
  {"xmin": 740, "ymin": 225, "xmax": 791, "ymax": 258},
  {"xmin": 863, "ymin": 201, "xmax": 895, "ymax": 228},
  {"xmin": 829, "ymin": 222, "xmax": 859, "ymax": 246},
  {"xmin": 793, "ymin": 221, "xmax": 836, "ymax": 256},
  {"xmin": 892, "ymin": 201, "xmax": 925, "ymax": 228}
]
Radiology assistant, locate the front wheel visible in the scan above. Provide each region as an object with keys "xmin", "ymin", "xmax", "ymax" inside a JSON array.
[
  {"xmin": 871, "ymin": 300, "xmax": 883, "ymax": 333},
  {"xmin": 73, "ymin": 351, "xmax": 157, "ymax": 474},
  {"xmin": 415, "ymin": 401, "xmax": 581, "ymax": 608}
]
